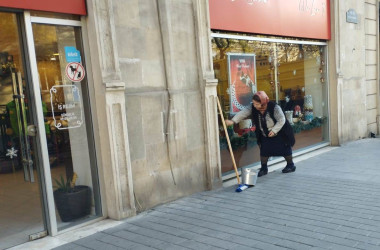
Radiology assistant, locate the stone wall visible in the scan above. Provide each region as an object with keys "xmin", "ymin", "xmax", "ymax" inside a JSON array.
[
  {"xmin": 330, "ymin": 0, "xmax": 379, "ymax": 144},
  {"xmin": 364, "ymin": 0, "xmax": 379, "ymax": 135},
  {"xmin": 111, "ymin": 0, "xmax": 220, "ymax": 212},
  {"xmin": 86, "ymin": 0, "xmax": 220, "ymax": 218}
]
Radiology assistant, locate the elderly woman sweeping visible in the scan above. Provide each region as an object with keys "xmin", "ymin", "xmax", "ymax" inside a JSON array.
[{"xmin": 225, "ymin": 91, "xmax": 296, "ymax": 177}]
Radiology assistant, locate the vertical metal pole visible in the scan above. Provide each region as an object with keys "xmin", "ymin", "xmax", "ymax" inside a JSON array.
[
  {"xmin": 11, "ymin": 72, "xmax": 30, "ymax": 181},
  {"xmin": 17, "ymin": 72, "xmax": 35, "ymax": 182},
  {"xmin": 273, "ymin": 43, "xmax": 279, "ymax": 103}
]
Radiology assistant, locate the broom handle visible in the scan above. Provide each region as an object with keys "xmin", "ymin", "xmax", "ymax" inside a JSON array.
[{"xmin": 216, "ymin": 98, "xmax": 240, "ymax": 184}]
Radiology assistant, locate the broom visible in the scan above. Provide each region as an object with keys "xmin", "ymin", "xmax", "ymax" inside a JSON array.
[{"xmin": 216, "ymin": 98, "xmax": 249, "ymax": 192}]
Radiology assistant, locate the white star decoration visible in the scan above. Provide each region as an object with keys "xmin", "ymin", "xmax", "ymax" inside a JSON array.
[{"xmin": 6, "ymin": 147, "xmax": 18, "ymax": 159}]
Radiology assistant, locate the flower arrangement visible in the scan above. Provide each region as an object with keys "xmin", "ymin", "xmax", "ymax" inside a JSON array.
[
  {"xmin": 292, "ymin": 117, "xmax": 325, "ymax": 134},
  {"xmin": 220, "ymin": 125, "xmax": 257, "ymax": 150},
  {"xmin": 1, "ymin": 61, "xmax": 15, "ymax": 77},
  {"xmin": 220, "ymin": 117, "xmax": 326, "ymax": 150},
  {"xmin": 0, "ymin": 54, "xmax": 15, "ymax": 77}
]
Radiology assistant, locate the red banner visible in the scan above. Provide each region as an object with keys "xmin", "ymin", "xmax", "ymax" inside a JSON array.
[
  {"xmin": 0, "ymin": 0, "xmax": 87, "ymax": 15},
  {"xmin": 209, "ymin": 0, "xmax": 330, "ymax": 40}
]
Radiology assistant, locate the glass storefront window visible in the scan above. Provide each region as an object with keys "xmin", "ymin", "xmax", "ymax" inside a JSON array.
[
  {"xmin": 32, "ymin": 23, "xmax": 101, "ymax": 230},
  {"xmin": 0, "ymin": 12, "xmax": 46, "ymax": 248},
  {"xmin": 212, "ymin": 36, "xmax": 329, "ymax": 174}
]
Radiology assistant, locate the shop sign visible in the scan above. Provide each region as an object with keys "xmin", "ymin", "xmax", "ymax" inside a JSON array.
[
  {"xmin": 0, "ymin": 0, "xmax": 87, "ymax": 15},
  {"xmin": 209, "ymin": 0, "xmax": 331, "ymax": 40},
  {"xmin": 65, "ymin": 62, "xmax": 85, "ymax": 82},
  {"xmin": 50, "ymin": 85, "xmax": 83, "ymax": 130},
  {"xmin": 64, "ymin": 47, "xmax": 81, "ymax": 63},
  {"xmin": 346, "ymin": 9, "xmax": 358, "ymax": 24}
]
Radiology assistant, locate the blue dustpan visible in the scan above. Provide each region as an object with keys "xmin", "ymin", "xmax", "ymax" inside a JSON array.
[{"xmin": 235, "ymin": 184, "xmax": 251, "ymax": 192}]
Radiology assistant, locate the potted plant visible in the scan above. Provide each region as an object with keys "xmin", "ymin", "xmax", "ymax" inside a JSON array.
[{"xmin": 53, "ymin": 172, "xmax": 92, "ymax": 222}]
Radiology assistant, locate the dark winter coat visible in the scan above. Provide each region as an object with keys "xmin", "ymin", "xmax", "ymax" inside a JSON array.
[{"xmin": 251, "ymin": 101, "xmax": 295, "ymax": 147}]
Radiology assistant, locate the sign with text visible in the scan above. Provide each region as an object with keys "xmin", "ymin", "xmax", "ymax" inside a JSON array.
[
  {"xmin": 64, "ymin": 47, "xmax": 81, "ymax": 63},
  {"xmin": 209, "ymin": 0, "xmax": 331, "ymax": 40},
  {"xmin": 50, "ymin": 85, "xmax": 83, "ymax": 130},
  {"xmin": 227, "ymin": 53, "xmax": 257, "ymax": 114}
]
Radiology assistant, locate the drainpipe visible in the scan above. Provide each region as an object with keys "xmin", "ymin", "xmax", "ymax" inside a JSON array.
[{"xmin": 157, "ymin": 0, "xmax": 177, "ymax": 185}]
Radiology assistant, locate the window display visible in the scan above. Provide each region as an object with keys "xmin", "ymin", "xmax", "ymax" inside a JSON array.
[{"xmin": 212, "ymin": 35, "xmax": 329, "ymax": 174}]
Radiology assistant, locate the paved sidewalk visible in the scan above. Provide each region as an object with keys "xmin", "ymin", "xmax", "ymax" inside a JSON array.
[{"xmin": 26, "ymin": 139, "xmax": 380, "ymax": 249}]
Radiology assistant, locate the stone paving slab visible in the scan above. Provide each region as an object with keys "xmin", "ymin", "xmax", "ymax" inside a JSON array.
[{"xmin": 54, "ymin": 138, "xmax": 380, "ymax": 250}]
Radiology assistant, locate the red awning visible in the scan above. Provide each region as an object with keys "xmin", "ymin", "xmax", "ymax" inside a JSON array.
[
  {"xmin": 209, "ymin": 0, "xmax": 330, "ymax": 40},
  {"xmin": 0, "ymin": 0, "xmax": 87, "ymax": 16}
]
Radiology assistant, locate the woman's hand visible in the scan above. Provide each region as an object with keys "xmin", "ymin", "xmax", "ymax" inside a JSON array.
[
  {"xmin": 225, "ymin": 120, "xmax": 234, "ymax": 126},
  {"xmin": 268, "ymin": 131, "xmax": 276, "ymax": 137}
]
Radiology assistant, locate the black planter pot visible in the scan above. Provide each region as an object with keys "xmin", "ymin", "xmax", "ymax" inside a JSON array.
[{"xmin": 53, "ymin": 185, "xmax": 92, "ymax": 222}]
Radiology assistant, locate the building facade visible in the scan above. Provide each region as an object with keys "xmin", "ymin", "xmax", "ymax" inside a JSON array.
[{"xmin": 0, "ymin": 0, "xmax": 379, "ymax": 248}]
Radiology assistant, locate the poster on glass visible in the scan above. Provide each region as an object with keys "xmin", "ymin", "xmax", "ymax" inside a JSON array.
[{"xmin": 227, "ymin": 53, "xmax": 257, "ymax": 114}]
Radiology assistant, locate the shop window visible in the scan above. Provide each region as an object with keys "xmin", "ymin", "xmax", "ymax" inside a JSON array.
[{"xmin": 212, "ymin": 36, "xmax": 329, "ymax": 174}]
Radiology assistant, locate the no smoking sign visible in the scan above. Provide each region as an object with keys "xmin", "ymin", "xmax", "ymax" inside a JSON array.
[{"xmin": 65, "ymin": 62, "xmax": 85, "ymax": 82}]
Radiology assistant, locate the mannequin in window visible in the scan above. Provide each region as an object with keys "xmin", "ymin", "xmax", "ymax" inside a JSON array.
[{"xmin": 282, "ymin": 94, "xmax": 294, "ymax": 112}]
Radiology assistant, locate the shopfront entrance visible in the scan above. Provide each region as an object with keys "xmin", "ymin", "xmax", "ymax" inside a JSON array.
[
  {"xmin": 0, "ymin": 11, "xmax": 47, "ymax": 249},
  {"xmin": 0, "ymin": 11, "xmax": 101, "ymax": 249}
]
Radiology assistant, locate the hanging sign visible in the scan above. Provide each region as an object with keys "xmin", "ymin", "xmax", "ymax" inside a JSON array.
[
  {"xmin": 65, "ymin": 62, "xmax": 85, "ymax": 82},
  {"xmin": 64, "ymin": 47, "xmax": 81, "ymax": 63}
]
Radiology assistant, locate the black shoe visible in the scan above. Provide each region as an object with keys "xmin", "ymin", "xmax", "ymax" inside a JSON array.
[
  {"xmin": 258, "ymin": 168, "xmax": 268, "ymax": 177},
  {"xmin": 282, "ymin": 164, "xmax": 296, "ymax": 173}
]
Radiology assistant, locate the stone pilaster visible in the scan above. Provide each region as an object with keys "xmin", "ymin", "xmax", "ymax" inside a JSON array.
[
  {"xmin": 86, "ymin": 0, "xmax": 136, "ymax": 219},
  {"xmin": 105, "ymin": 82, "xmax": 136, "ymax": 219},
  {"xmin": 194, "ymin": 0, "xmax": 222, "ymax": 189}
]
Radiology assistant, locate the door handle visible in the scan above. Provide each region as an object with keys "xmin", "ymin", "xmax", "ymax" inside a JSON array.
[
  {"xmin": 27, "ymin": 125, "xmax": 37, "ymax": 137},
  {"xmin": 12, "ymin": 73, "xmax": 30, "ymax": 182}
]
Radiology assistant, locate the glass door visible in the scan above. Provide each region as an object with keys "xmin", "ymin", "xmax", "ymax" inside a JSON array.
[
  {"xmin": 26, "ymin": 14, "xmax": 102, "ymax": 233},
  {"xmin": 0, "ymin": 12, "xmax": 46, "ymax": 249}
]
